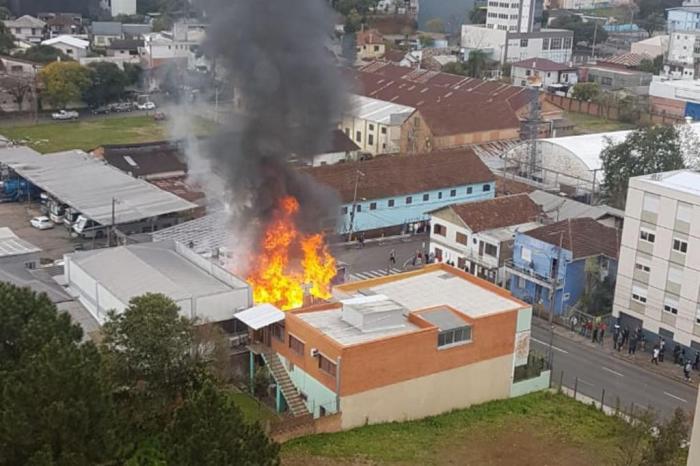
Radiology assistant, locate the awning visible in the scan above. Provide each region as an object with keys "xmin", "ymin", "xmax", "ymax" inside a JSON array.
[{"xmin": 235, "ymin": 303, "xmax": 285, "ymax": 330}]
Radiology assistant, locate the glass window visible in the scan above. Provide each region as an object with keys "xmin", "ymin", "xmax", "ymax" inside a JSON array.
[
  {"xmin": 663, "ymin": 296, "xmax": 679, "ymax": 315},
  {"xmin": 520, "ymin": 38, "xmax": 528, "ymax": 47},
  {"xmin": 434, "ymin": 223, "xmax": 447, "ymax": 236},
  {"xmin": 643, "ymin": 193, "xmax": 660, "ymax": 213},
  {"xmin": 437, "ymin": 325, "xmax": 472, "ymax": 348},
  {"xmin": 483, "ymin": 184, "xmax": 491, "ymax": 192},
  {"xmin": 318, "ymin": 354, "xmax": 337, "ymax": 376},
  {"xmin": 368, "ymin": 134, "xmax": 374, "ymax": 146},
  {"xmin": 450, "ymin": 189, "xmax": 456, "ymax": 197},
  {"xmin": 631, "ymin": 285, "xmax": 647, "ymax": 304},
  {"xmin": 550, "ymin": 37, "xmax": 562, "ymax": 49},
  {"xmin": 640, "ymin": 229, "xmax": 656, "ymax": 243},
  {"xmin": 677, "ymin": 202, "xmax": 692, "ymax": 223},
  {"xmin": 673, "ymin": 238, "xmax": 688, "ymax": 253},
  {"xmin": 563, "ymin": 37, "xmax": 572, "ymax": 49},
  {"xmin": 381, "ymin": 127, "xmax": 387, "ymax": 134},
  {"xmin": 356, "ymin": 204, "xmax": 362, "ymax": 212},
  {"xmin": 467, "ymin": 187, "xmax": 473, "ymax": 194},
  {"xmin": 405, "ymin": 196, "xmax": 413, "ymax": 205},
  {"xmin": 368, "ymin": 123, "xmax": 374, "ymax": 131},
  {"xmin": 272, "ymin": 323, "xmax": 285, "ymax": 341},
  {"xmin": 542, "ymin": 38, "xmax": 550, "ymax": 50},
  {"xmin": 423, "ymin": 193, "xmax": 429, "ymax": 201},
  {"xmin": 370, "ymin": 202, "xmax": 377, "ymax": 210},
  {"xmin": 456, "ymin": 232, "xmax": 468, "ymax": 245},
  {"xmin": 289, "ymin": 335, "xmax": 305, "ymax": 355},
  {"xmin": 438, "ymin": 192, "xmax": 443, "ymax": 199},
  {"xmin": 388, "ymin": 199, "xmax": 395, "ymax": 207},
  {"xmin": 355, "ymin": 130, "xmax": 361, "ymax": 142},
  {"xmin": 484, "ymin": 243, "xmax": 498, "ymax": 257},
  {"xmin": 341, "ymin": 206, "xmax": 348, "ymax": 215}
]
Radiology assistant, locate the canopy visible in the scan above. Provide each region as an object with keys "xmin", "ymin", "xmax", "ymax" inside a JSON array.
[{"xmin": 235, "ymin": 303, "xmax": 285, "ymax": 330}]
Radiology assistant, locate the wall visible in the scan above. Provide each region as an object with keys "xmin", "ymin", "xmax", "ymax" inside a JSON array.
[
  {"xmin": 339, "ymin": 353, "xmax": 513, "ymax": 429},
  {"xmin": 510, "ymin": 369, "xmax": 551, "ymax": 397},
  {"xmin": 340, "ymin": 115, "xmax": 402, "ymax": 156},
  {"xmin": 668, "ymin": 9, "xmax": 700, "ymax": 32},
  {"xmin": 688, "ymin": 386, "xmax": 700, "ymax": 466},
  {"xmin": 505, "ymin": 34, "xmax": 573, "ymax": 64},
  {"xmin": 278, "ymin": 354, "xmax": 339, "ymax": 417},
  {"xmin": 111, "ymin": 0, "xmax": 137, "ymax": 16}
]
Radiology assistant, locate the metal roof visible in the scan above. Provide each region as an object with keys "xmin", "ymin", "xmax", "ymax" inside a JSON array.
[
  {"xmin": 92, "ymin": 21, "xmax": 122, "ymax": 36},
  {"xmin": 42, "ymin": 35, "xmax": 89, "ymax": 49},
  {"xmin": 347, "ymin": 94, "xmax": 415, "ymax": 125},
  {"xmin": 0, "ymin": 263, "xmax": 69, "ymax": 303},
  {"xmin": 0, "ymin": 227, "xmax": 41, "ymax": 258},
  {"xmin": 0, "ymin": 147, "xmax": 196, "ymax": 225},
  {"xmin": 235, "ymin": 303, "xmax": 285, "ymax": 330},
  {"xmin": 528, "ymin": 190, "xmax": 624, "ymax": 222},
  {"xmin": 151, "ymin": 208, "xmax": 229, "ymax": 254}
]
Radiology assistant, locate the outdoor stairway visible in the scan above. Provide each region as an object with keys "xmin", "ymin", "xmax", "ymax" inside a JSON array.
[{"xmin": 261, "ymin": 350, "xmax": 310, "ymax": 417}]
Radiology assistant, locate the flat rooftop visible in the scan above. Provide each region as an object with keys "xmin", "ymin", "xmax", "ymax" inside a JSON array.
[
  {"xmin": 0, "ymin": 227, "xmax": 41, "ymax": 258},
  {"xmin": 636, "ymin": 170, "xmax": 700, "ymax": 197}
]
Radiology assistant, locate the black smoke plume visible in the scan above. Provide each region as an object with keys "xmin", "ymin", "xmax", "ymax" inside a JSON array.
[{"xmin": 195, "ymin": 0, "xmax": 345, "ymax": 234}]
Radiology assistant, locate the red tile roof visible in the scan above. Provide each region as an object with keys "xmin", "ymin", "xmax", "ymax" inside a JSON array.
[
  {"xmin": 357, "ymin": 29, "xmax": 385, "ymax": 46},
  {"xmin": 524, "ymin": 217, "xmax": 620, "ymax": 259},
  {"xmin": 303, "ymin": 149, "xmax": 495, "ymax": 203},
  {"xmin": 443, "ymin": 194, "xmax": 542, "ymax": 232},
  {"xmin": 598, "ymin": 52, "xmax": 650, "ymax": 69},
  {"xmin": 511, "ymin": 58, "xmax": 577, "ymax": 72}
]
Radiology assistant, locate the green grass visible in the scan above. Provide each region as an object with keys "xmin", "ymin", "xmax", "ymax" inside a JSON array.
[
  {"xmin": 565, "ymin": 111, "xmax": 636, "ymax": 135},
  {"xmin": 231, "ymin": 392, "xmax": 279, "ymax": 425},
  {"xmin": 0, "ymin": 115, "xmax": 216, "ymax": 153},
  {"xmin": 283, "ymin": 391, "xmax": 630, "ymax": 465},
  {"xmin": 586, "ymin": 6, "xmax": 633, "ymax": 22}
]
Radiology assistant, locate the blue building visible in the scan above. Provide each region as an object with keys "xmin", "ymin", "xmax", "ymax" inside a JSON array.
[
  {"xmin": 667, "ymin": 7, "xmax": 700, "ymax": 32},
  {"xmin": 306, "ymin": 149, "xmax": 496, "ymax": 235},
  {"xmin": 507, "ymin": 218, "xmax": 620, "ymax": 316}
]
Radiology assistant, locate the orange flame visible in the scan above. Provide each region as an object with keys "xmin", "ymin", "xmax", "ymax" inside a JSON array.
[{"xmin": 247, "ymin": 196, "xmax": 336, "ymax": 310}]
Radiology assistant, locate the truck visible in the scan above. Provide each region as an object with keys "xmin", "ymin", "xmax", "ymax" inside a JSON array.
[
  {"xmin": 72, "ymin": 215, "xmax": 108, "ymax": 239},
  {"xmin": 51, "ymin": 110, "xmax": 79, "ymax": 120},
  {"xmin": 48, "ymin": 199, "xmax": 69, "ymax": 224},
  {"xmin": 0, "ymin": 179, "xmax": 40, "ymax": 202},
  {"xmin": 72, "ymin": 213, "xmax": 183, "ymax": 239}
]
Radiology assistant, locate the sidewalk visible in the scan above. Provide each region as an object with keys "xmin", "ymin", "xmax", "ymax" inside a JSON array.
[{"xmin": 533, "ymin": 317, "xmax": 699, "ymax": 389}]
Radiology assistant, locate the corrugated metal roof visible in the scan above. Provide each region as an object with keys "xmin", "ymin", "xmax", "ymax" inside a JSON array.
[
  {"xmin": 235, "ymin": 303, "xmax": 285, "ymax": 330},
  {"xmin": 0, "ymin": 227, "xmax": 41, "ymax": 258},
  {"xmin": 347, "ymin": 94, "xmax": 415, "ymax": 125},
  {"xmin": 528, "ymin": 190, "xmax": 623, "ymax": 221},
  {"xmin": 0, "ymin": 147, "xmax": 196, "ymax": 225}
]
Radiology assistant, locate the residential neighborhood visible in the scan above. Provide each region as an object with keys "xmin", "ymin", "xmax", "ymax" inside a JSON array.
[{"xmin": 1, "ymin": 0, "xmax": 700, "ymax": 464}]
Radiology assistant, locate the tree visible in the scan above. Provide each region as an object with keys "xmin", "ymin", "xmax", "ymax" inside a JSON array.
[
  {"xmin": 83, "ymin": 61, "xmax": 128, "ymax": 108},
  {"xmin": 14, "ymin": 44, "xmax": 73, "ymax": 64},
  {"xmin": 425, "ymin": 18, "xmax": 445, "ymax": 33},
  {"xmin": 124, "ymin": 62, "xmax": 143, "ymax": 87},
  {"xmin": 571, "ymin": 82, "xmax": 600, "ymax": 101},
  {"xmin": 39, "ymin": 61, "xmax": 92, "ymax": 109},
  {"xmin": 165, "ymin": 382, "xmax": 280, "ymax": 466},
  {"xmin": 636, "ymin": 13, "xmax": 665, "ymax": 37},
  {"xmin": 418, "ymin": 33, "xmax": 435, "ymax": 48},
  {"xmin": 0, "ymin": 283, "xmax": 116, "ymax": 465},
  {"xmin": 0, "ymin": 74, "xmax": 34, "ymax": 111},
  {"xmin": 601, "ymin": 126, "xmax": 686, "ymax": 208},
  {"xmin": 640, "ymin": 54, "xmax": 664, "ymax": 74},
  {"xmin": 551, "ymin": 15, "xmax": 608, "ymax": 47},
  {"xmin": 469, "ymin": 5, "xmax": 487, "ymax": 24},
  {"xmin": 641, "ymin": 408, "xmax": 690, "ymax": 465},
  {"xmin": 0, "ymin": 20, "xmax": 13, "ymax": 53}
]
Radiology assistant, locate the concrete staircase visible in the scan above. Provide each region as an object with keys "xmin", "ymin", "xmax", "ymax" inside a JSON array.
[{"xmin": 261, "ymin": 350, "xmax": 309, "ymax": 417}]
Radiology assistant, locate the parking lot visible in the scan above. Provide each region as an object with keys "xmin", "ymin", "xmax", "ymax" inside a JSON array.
[{"xmin": 0, "ymin": 202, "xmax": 82, "ymax": 261}]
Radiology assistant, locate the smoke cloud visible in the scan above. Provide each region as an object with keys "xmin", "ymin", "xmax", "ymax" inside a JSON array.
[{"xmin": 192, "ymin": 0, "xmax": 346, "ymax": 235}]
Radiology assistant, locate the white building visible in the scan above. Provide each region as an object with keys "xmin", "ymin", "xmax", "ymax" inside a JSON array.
[
  {"xmin": 340, "ymin": 95, "xmax": 415, "ymax": 155},
  {"xmin": 64, "ymin": 240, "xmax": 252, "ymax": 325},
  {"xmin": 461, "ymin": 25, "xmax": 573, "ymax": 64},
  {"xmin": 4, "ymin": 15, "xmax": 45, "ymax": 44},
  {"xmin": 511, "ymin": 58, "xmax": 578, "ymax": 88},
  {"xmin": 485, "ymin": 0, "xmax": 542, "ymax": 33},
  {"xmin": 665, "ymin": 30, "xmax": 700, "ymax": 80},
  {"xmin": 613, "ymin": 170, "xmax": 700, "ymax": 350},
  {"xmin": 428, "ymin": 194, "xmax": 543, "ymax": 286},
  {"xmin": 631, "ymin": 34, "xmax": 669, "ymax": 58},
  {"xmin": 108, "ymin": 0, "xmax": 137, "ymax": 17},
  {"xmin": 42, "ymin": 35, "xmax": 90, "ymax": 59}
]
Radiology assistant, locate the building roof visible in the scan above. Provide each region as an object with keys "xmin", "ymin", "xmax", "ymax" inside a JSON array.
[
  {"xmin": 42, "ymin": 35, "xmax": 89, "ymax": 49},
  {"xmin": 528, "ymin": 190, "xmax": 624, "ymax": 222},
  {"xmin": 151, "ymin": 208, "xmax": 229, "ymax": 255},
  {"xmin": 523, "ymin": 217, "xmax": 620, "ymax": 259},
  {"xmin": 633, "ymin": 35, "xmax": 668, "ymax": 47},
  {"xmin": 350, "ymin": 62, "xmax": 532, "ymax": 136},
  {"xmin": 634, "ymin": 169, "xmax": 700, "ymax": 197},
  {"xmin": 98, "ymin": 141, "xmax": 187, "ymax": 178},
  {"xmin": 437, "ymin": 193, "xmax": 542, "ymax": 233},
  {"xmin": 357, "ymin": 29, "xmax": 384, "ymax": 46},
  {"xmin": 598, "ymin": 52, "xmax": 650, "ymax": 68},
  {"xmin": 235, "ymin": 303, "xmax": 285, "ymax": 330},
  {"xmin": 382, "ymin": 49, "xmax": 406, "ymax": 62},
  {"xmin": 346, "ymin": 94, "xmax": 415, "ymax": 125},
  {"xmin": 92, "ymin": 21, "xmax": 122, "ymax": 36},
  {"xmin": 67, "ymin": 240, "xmax": 249, "ymax": 306},
  {"xmin": 327, "ymin": 129, "xmax": 361, "ymax": 153},
  {"xmin": 0, "ymin": 146, "xmax": 196, "ymax": 225},
  {"xmin": 511, "ymin": 58, "xmax": 576, "ymax": 72},
  {"xmin": 0, "ymin": 262, "xmax": 70, "ymax": 303},
  {"xmin": 304, "ymin": 149, "xmax": 495, "ymax": 203},
  {"xmin": 122, "ymin": 23, "xmax": 153, "ymax": 37},
  {"xmin": 5, "ymin": 15, "xmax": 46, "ymax": 28},
  {"xmin": 107, "ymin": 38, "xmax": 143, "ymax": 50},
  {"xmin": 0, "ymin": 227, "xmax": 41, "ymax": 258}
]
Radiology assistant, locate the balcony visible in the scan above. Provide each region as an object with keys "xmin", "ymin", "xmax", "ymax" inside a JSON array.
[{"xmin": 504, "ymin": 259, "xmax": 561, "ymax": 290}]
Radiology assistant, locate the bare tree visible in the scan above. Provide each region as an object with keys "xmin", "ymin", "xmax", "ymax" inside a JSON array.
[{"xmin": 0, "ymin": 74, "xmax": 34, "ymax": 112}]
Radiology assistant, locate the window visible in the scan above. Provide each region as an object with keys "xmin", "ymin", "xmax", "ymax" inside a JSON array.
[
  {"xmin": 521, "ymin": 247, "xmax": 532, "ymax": 262},
  {"xmin": 520, "ymin": 38, "xmax": 528, "ymax": 47},
  {"xmin": 66, "ymin": 49, "xmax": 73, "ymax": 54},
  {"xmin": 289, "ymin": 335, "xmax": 305, "ymax": 355},
  {"xmin": 631, "ymin": 285, "xmax": 648, "ymax": 304},
  {"xmin": 563, "ymin": 37, "xmax": 572, "ymax": 49},
  {"xmin": 434, "ymin": 223, "xmax": 447, "ymax": 236},
  {"xmin": 601, "ymin": 77, "xmax": 613, "ymax": 86},
  {"xmin": 405, "ymin": 196, "xmax": 413, "ymax": 205},
  {"xmin": 355, "ymin": 130, "xmax": 361, "ymax": 142},
  {"xmin": 484, "ymin": 243, "xmax": 498, "ymax": 257},
  {"xmin": 517, "ymin": 276, "xmax": 525, "ymax": 288},
  {"xmin": 356, "ymin": 204, "xmax": 362, "ymax": 212},
  {"xmin": 673, "ymin": 238, "xmax": 688, "ymax": 254},
  {"xmin": 370, "ymin": 202, "xmax": 377, "ymax": 210},
  {"xmin": 456, "ymin": 232, "xmax": 468, "ymax": 245},
  {"xmin": 344, "ymin": 127, "xmax": 350, "ymax": 135},
  {"xmin": 341, "ymin": 206, "xmax": 348, "ymax": 215},
  {"xmin": 437, "ymin": 326, "xmax": 472, "ymax": 348},
  {"xmin": 634, "ymin": 259, "xmax": 651, "ymax": 273},
  {"xmin": 483, "ymin": 184, "xmax": 491, "ymax": 192},
  {"xmin": 542, "ymin": 38, "xmax": 550, "ymax": 50},
  {"xmin": 643, "ymin": 193, "xmax": 660, "ymax": 213},
  {"xmin": 640, "ymin": 229, "xmax": 656, "ymax": 243},
  {"xmin": 368, "ymin": 134, "xmax": 374, "ymax": 146},
  {"xmin": 318, "ymin": 354, "xmax": 337, "ymax": 376},
  {"xmin": 381, "ymin": 127, "xmax": 387, "ymax": 134},
  {"xmin": 526, "ymin": 69, "xmax": 531, "ymax": 76},
  {"xmin": 467, "ymin": 187, "xmax": 473, "ymax": 194},
  {"xmin": 551, "ymin": 37, "xmax": 562, "ymax": 49},
  {"xmin": 677, "ymin": 202, "xmax": 692, "ymax": 223},
  {"xmin": 368, "ymin": 123, "xmax": 374, "ymax": 131},
  {"xmin": 664, "ymin": 296, "xmax": 679, "ymax": 315},
  {"xmin": 438, "ymin": 192, "xmax": 443, "ymax": 199},
  {"xmin": 450, "ymin": 189, "xmax": 457, "ymax": 197},
  {"xmin": 373, "ymin": 45, "xmax": 380, "ymax": 52},
  {"xmin": 272, "ymin": 323, "xmax": 285, "ymax": 341},
  {"xmin": 423, "ymin": 193, "xmax": 429, "ymax": 201},
  {"xmin": 388, "ymin": 199, "xmax": 395, "ymax": 207}
]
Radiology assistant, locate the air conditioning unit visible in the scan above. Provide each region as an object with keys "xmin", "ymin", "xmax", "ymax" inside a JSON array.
[{"xmin": 310, "ymin": 348, "xmax": 319, "ymax": 357}]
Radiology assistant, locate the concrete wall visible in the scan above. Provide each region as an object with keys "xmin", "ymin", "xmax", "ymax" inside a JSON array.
[
  {"xmin": 510, "ymin": 369, "xmax": 551, "ymax": 397},
  {"xmin": 340, "ymin": 116, "xmax": 402, "ymax": 155},
  {"xmin": 668, "ymin": 9, "xmax": 700, "ymax": 32},
  {"xmin": 278, "ymin": 354, "xmax": 339, "ymax": 418},
  {"xmin": 689, "ymin": 386, "xmax": 700, "ymax": 466},
  {"xmin": 339, "ymin": 353, "xmax": 513, "ymax": 429}
]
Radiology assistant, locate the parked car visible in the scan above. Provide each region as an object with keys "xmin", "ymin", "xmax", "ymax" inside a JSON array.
[
  {"xmin": 51, "ymin": 110, "xmax": 79, "ymax": 120},
  {"xmin": 112, "ymin": 102, "xmax": 135, "ymax": 113},
  {"xmin": 91, "ymin": 106, "xmax": 111, "ymax": 115},
  {"xmin": 138, "ymin": 101, "xmax": 156, "ymax": 110},
  {"xmin": 30, "ymin": 216, "xmax": 53, "ymax": 230}
]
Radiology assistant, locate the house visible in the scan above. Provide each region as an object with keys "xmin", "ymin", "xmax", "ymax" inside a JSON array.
[
  {"xmin": 0, "ymin": 227, "xmax": 41, "ymax": 269},
  {"xmin": 42, "ymin": 35, "xmax": 89, "ymax": 58},
  {"xmin": 40, "ymin": 12, "xmax": 83, "ymax": 37},
  {"xmin": 650, "ymin": 77, "xmax": 700, "ymax": 118},
  {"xmin": 64, "ymin": 240, "xmax": 252, "ymax": 325},
  {"xmin": 511, "ymin": 58, "xmax": 578, "ymax": 90},
  {"xmin": 667, "ymin": 6, "xmax": 700, "ymax": 32},
  {"xmin": 239, "ymin": 263, "xmax": 546, "ymax": 427},
  {"xmin": 122, "ymin": 23, "xmax": 153, "ymax": 38},
  {"xmin": 351, "ymin": 62, "xmax": 563, "ymax": 152},
  {"xmin": 106, "ymin": 38, "xmax": 142, "ymax": 57},
  {"xmin": 664, "ymin": 30, "xmax": 700, "ymax": 80},
  {"xmin": 580, "ymin": 56, "xmax": 653, "ymax": 95},
  {"xmin": 91, "ymin": 21, "xmax": 123, "ymax": 47},
  {"xmin": 302, "ymin": 130, "xmax": 361, "ymax": 167},
  {"xmin": 0, "ymin": 55, "xmax": 41, "ymax": 112},
  {"xmin": 356, "ymin": 28, "xmax": 386, "ymax": 62},
  {"xmin": 108, "ymin": 0, "xmax": 137, "ymax": 17},
  {"xmin": 461, "ymin": 26, "xmax": 574, "ymax": 65},
  {"xmin": 507, "ymin": 217, "xmax": 620, "ymax": 316},
  {"xmin": 428, "ymin": 194, "xmax": 543, "ymax": 286},
  {"xmin": 94, "ymin": 141, "xmax": 187, "ymax": 180},
  {"xmin": 4, "ymin": 15, "xmax": 46, "ymax": 43},
  {"xmin": 630, "ymin": 35, "xmax": 669, "ymax": 58},
  {"xmin": 340, "ymin": 95, "xmax": 414, "ymax": 155},
  {"xmin": 304, "ymin": 148, "xmax": 496, "ymax": 236},
  {"xmin": 0, "ymin": 54, "xmax": 41, "ymax": 75},
  {"xmin": 612, "ymin": 170, "xmax": 700, "ymax": 353},
  {"xmin": 528, "ymin": 190, "xmax": 624, "ymax": 229}
]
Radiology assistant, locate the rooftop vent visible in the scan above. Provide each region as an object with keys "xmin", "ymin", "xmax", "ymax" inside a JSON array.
[{"xmin": 341, "ymin": 294, "xmax": 407, "ymax": 333}]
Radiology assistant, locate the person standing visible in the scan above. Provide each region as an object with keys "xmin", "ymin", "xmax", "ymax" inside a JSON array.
[
  {"xmin": 598, "ymin": 321, "xmax": 606, "ymax": 344},
  {"xmin": 570, "ymin": 314, "xmax": 578, "ymax": 332},
  {"xmin": 389, "ymin": 249, "xmax": 396, "ymax": 265},
  {"xmin": 684, "ymin": 360, "xmax": 692, "ymax": 381},
  {"xmin": 652, "ymin": 346, "xmax": 660, "ymax": 365},
  {"xmin": 659, "ymin": 338, "xmax": 666, "ymax": 362},
  {"xmin": 694, "ymin": 352, "xmax": 700, "ymax": 371},
  {"xmin": 592, "ymin": 326, "xmax": 598, "ymax": 343}
]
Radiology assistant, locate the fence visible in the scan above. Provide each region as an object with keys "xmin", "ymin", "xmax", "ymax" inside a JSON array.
[
  {"xmin": 546, "ymin": 94, "xmax": 686, "ymax": 125},
  {"xmin": 266, "ymin": 412, "xmax": 342, "ymax": 443}
]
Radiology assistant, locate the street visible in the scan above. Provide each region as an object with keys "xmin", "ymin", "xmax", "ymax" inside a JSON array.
[{"xmin": 531, "ymin": 324, "xmax": 697, "ymax": 419}]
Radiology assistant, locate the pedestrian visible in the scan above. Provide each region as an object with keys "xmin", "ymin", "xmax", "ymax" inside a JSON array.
[
  {"xmin": 628, "ymin": 337, "xmax": 637, "ymax": 355},
  {"xmin": 621, "ymin": 327, "xmax": 630, "ymax": 348},
  {"xmin": 652, "ymin": 346, "xmax": 660, "ymax": 365},
  {"xmin": 616, "ymin": 332, "xmax": 623, "ymax": 352},
  {"xmin": 685, "ymin": 360, "xmax": 692, "ymax": 381},
  {"xmin": 570, "ymin": 314, "xmax": 578, "ymax": 332},
  {"xmin": 592, "ymin": 326, "xmax": 598, "ymax": 343},
  {"xmin": 694, "ymin": 352, "xmax": 700, "ymax": 371},
  {"xmin": 599, "ymin": 322, "xmax": 606, "ymax": 344},
  {"xmin": 358, "ymin": 232, "xmax": 365, "ymax": 248},
  {"xmin": 681, "ymin": 349, "xmax": 687, "ymax": 366},
  {"xmin": 659, "ymin": 338, "xmax": 666, "ymax": 362},
  {"xmin": 389, "ymin": 249, "xmax": 396, "ymax": 265},
  {"xmin": 640, "ymin": 332, "xmax": 647, "ymax": 352}
]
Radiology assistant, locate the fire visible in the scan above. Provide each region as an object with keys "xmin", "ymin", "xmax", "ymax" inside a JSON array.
[{"xmin": 247, "ymin": 196, "xmax": 336, "ymax": 310}]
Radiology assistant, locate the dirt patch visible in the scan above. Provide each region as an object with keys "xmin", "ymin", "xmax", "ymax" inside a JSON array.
[{"xmin": 283, "ymin": 454, "xmax": 377, "ymax": 466}]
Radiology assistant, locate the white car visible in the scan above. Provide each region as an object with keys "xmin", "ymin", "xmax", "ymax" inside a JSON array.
[
  {"xmin": 30, "ymin": 216, "xmax": 54, "ymax": 230},
  {"xmin": 51, "ymin": 110, "xmax": 79, "ymax": 120},
  {"xmin": 138, "ymin": 101, "xmax": 156, "ymax": 110}
]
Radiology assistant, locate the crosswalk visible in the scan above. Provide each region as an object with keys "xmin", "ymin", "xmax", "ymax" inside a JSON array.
[{"xmin": 347, "ymin": 267, "xmax": 403, "ymax": 282}]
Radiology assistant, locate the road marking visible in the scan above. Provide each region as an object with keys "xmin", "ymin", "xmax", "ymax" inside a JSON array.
[
  {"xmin": 578, "ymin": 378, "xmax": 594, "ymax": 387},
  {"xmin": 531, "ymin": 337, "xmax": 569, "ymax": 354},
  {"xmin": 348, "ymin": 268, "xmax": 404, "ymax": 282},
  {"xmin": 601, "ymin": 366, "xmax": 624, "ymax": 377},
  {"xmin": 664, "ymin": 392, "xmax": 688, "ymax": 403}
]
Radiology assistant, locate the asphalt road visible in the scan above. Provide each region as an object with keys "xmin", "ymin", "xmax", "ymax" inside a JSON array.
[{"xmin": 531, "ymin": 324, "xmax": 697, "ymax": 419}]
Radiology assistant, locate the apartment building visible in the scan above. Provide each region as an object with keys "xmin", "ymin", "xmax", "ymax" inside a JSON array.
[
  {"xmin": 613, "ymin": 170, "xmax": 700, "ymax": 350},
  {"xmin": 340, "ymin": 95, "xmax": 414, "ymax": 156},
  {"xmin": 485, "ymin": 0, "xmax": 542, "ymax": 33}
]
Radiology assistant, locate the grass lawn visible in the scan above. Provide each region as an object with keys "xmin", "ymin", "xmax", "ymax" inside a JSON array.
[
  {"xmin": 282, "ymin": 392, "xmax": 638, "ymax": 466},
  {"xmin": 0, "ymin": 115, "xmax": 216, "ymax": 154},
  {"xmin": 231, "ymin": 391, "xmax": 279, "ymax": 425},
  {"xmin": 586, "ymin": 6, "xmax": 633, "ymax": 22},
  {"xmin": 565, "ymin": 111, "xmax": 636, "ymax": 135}
]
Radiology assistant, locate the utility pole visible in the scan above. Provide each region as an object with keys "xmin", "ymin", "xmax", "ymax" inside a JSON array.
[
  {"xmin": 110, "ymin": 197, "xmax": 119, "ymax": 247},
  {"xmin": 591, "ymin": 21, "xmax": 598, "ymax": 60},
  {"xmin": 547, "ymin": 231, "xmax": 564, "ymax": 368},
  {"xmin": 346, "ymin": 168, "xmax": 365, "ymax": 242}
]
